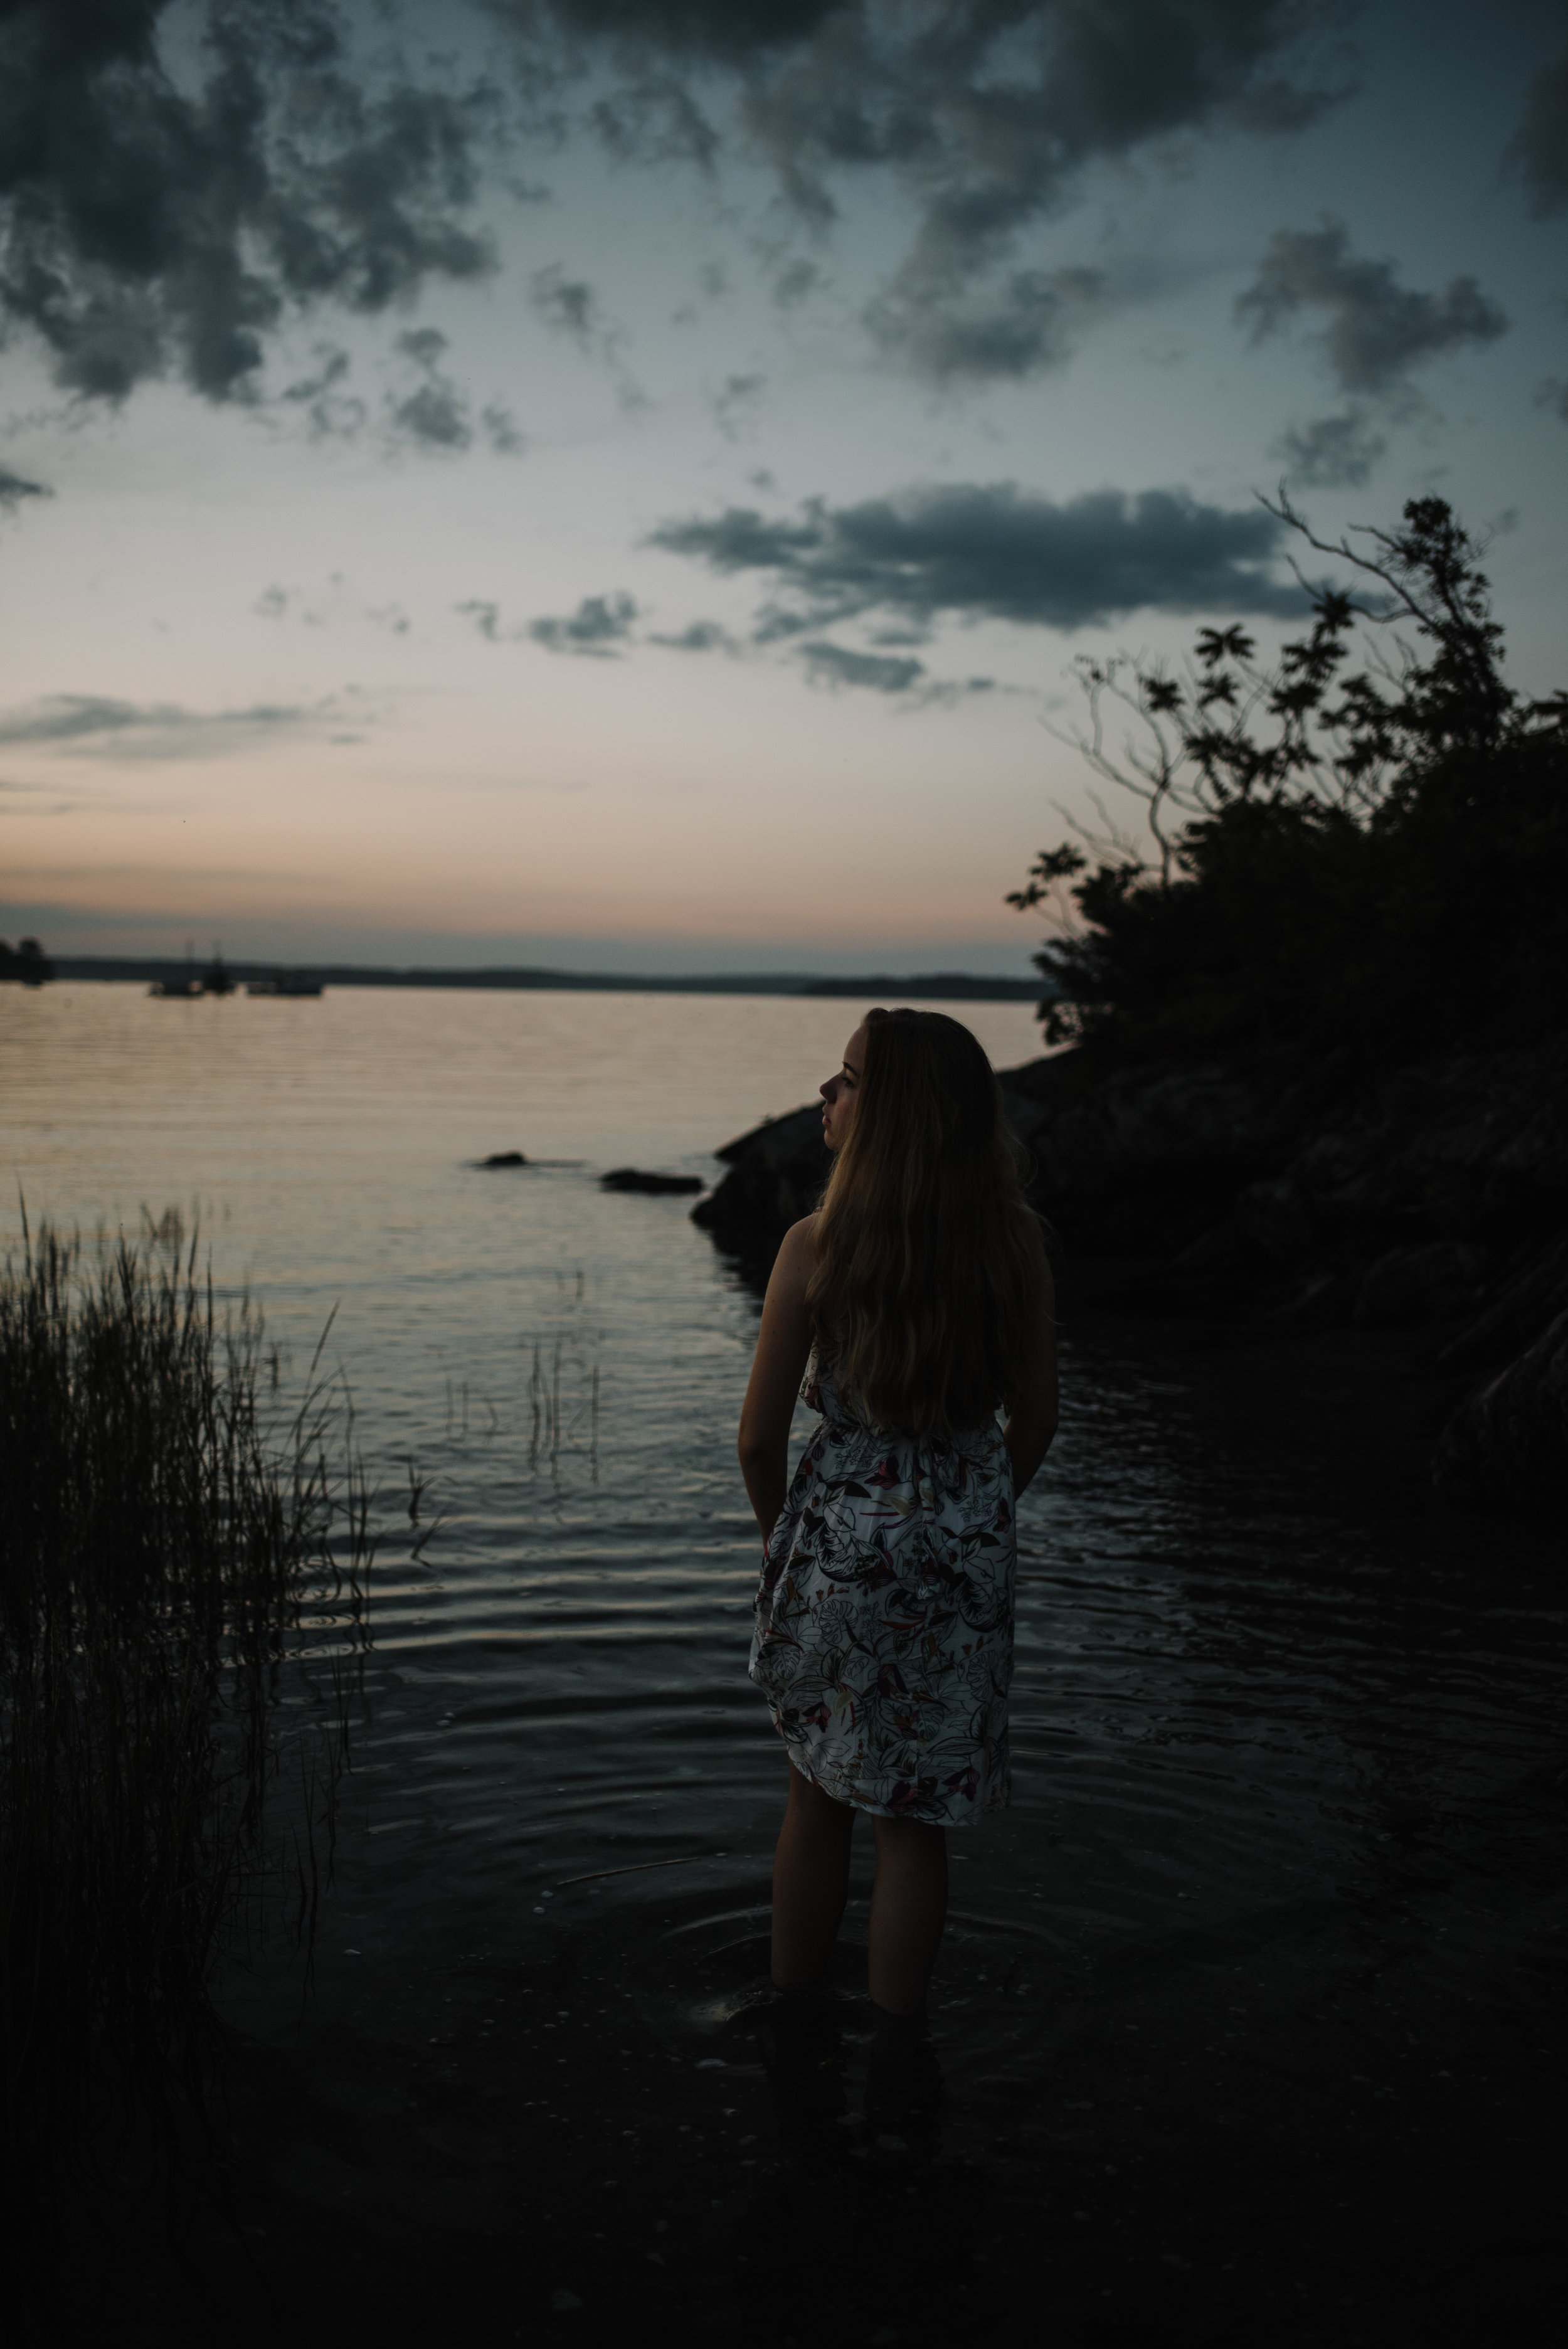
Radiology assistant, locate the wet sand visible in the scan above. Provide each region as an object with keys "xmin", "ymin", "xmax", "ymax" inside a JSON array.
[{"xmin": 62, "ymin": 1313, "xmax": 1567, "ymax": 2348}]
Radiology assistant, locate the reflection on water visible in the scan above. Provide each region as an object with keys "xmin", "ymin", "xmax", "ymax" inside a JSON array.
[{"xmin": 3, "ymin": 984, "xmax": 1564, "ymax": 2217}]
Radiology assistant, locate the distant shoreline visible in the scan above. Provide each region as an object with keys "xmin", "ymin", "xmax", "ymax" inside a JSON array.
[{"xmin": 45, "ymin": 956, "xmax": 1048, "ymax": 1004}]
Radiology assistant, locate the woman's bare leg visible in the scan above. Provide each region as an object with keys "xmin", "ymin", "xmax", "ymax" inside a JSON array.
[
  {"xmin": 867, "ymin": 1816, "xmax": 948, "ymax": 2015},
  {"xmin": 770, "ymin": 1762, "xmax": 854, "ymax": 1989}
]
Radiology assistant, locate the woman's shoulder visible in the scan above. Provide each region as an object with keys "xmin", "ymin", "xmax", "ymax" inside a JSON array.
[
  {"xmin": 766, "ymin": 1212, "xmax": 818, "ymax": 1300},
  {"xmin": 778, "ymin": 1210, "xmax": 819, "ymax": 1262}
]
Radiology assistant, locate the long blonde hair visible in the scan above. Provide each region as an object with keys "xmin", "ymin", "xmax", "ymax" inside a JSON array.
[{"xmin": 803, "ymin": 1008, "xmax": 1046, "ymax": 1434}]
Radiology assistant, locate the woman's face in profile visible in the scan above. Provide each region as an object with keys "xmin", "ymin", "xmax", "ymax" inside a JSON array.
[{"xmin": 819, "ymin": 1023, "xmax": 869, "ymax": 1153}]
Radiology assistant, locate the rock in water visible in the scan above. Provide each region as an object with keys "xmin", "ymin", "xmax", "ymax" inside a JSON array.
[
  {"xmin": 481, "ymin": 1150, "xmax": 529, "ymax": 1167},
  {"xmin": 600, "ymin": 1167, "xmax": 703, "ymax": 1195}
]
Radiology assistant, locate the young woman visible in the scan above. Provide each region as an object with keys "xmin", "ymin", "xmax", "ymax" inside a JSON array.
[{"xmin": 738, "ymin": 1007, "xmax": 1058, "ymax": 2032}]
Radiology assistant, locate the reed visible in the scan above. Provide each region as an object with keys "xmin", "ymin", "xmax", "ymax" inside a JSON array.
[{"xmin": 0, "ymin": 1211, "xmax": 372, "ymax": 2232}]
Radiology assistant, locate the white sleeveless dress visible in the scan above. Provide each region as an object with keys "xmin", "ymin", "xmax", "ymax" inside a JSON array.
[{"xmin": 748, "ymin": 1350, "xmax": 1016, "ymax": 1825}]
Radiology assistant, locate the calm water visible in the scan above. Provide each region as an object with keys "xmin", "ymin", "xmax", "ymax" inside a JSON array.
[{"xmin": 3, "ymin": 982, "xmax": 1562, "ymax": 2108}]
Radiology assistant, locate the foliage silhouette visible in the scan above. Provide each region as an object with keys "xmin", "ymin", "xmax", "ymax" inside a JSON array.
[{"xmin": 1010, "ymin": 496, "xmax": 1568, "ymax": 1061}]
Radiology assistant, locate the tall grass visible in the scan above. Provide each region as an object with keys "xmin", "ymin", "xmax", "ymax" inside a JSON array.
[{"xmin": 0, "ymin": 1211, "xmax": 373, "ymax": 2227}]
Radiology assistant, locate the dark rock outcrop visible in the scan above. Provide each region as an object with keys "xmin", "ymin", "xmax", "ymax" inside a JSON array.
[
  {"xmin": 1434, "ymin": 1308, "xmax": 1568, "ymax": 1512},
  {"xmin": 690, "ymin": 1104, "xmax": 832, "ymax": 1279},
  {"xmin": 480, "ymin": 1151, "xmax": 529, "ymax": 1167},
  {"xmin": 600, "ymin": 1168, "xmax": 703, "ymax": 1196},
  {"xmin": 695, "ymin": 1035, "xmax": 1568, "ymax": 1521}
]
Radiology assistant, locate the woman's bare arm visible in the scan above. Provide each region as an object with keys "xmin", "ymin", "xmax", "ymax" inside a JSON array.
[
  {"xmin": 737, "ymin": 1214, "xmax": 817, "ymax": 1542},
  {"xmin": 1004, "ymin": 1254, "xmax": 1059, "ymax": 1497}
]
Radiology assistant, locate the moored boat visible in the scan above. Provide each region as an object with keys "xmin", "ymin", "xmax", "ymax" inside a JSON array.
[
  {"xmin": 150, "ymin": 945, "xmax": 237, "ymax": 997},
  {"xmin": 246, "ymin": 972, "xmax": 324, "ymax": 997}
]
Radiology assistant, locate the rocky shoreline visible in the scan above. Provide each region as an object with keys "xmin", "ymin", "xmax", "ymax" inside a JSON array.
[{"xmin": 692, "ymin": 1037, "xmax": 1568, "ymax": 1523}]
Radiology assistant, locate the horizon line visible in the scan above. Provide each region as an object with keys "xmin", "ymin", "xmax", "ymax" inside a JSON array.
[{"xmin": 40, "ymin": 951, "xmax": 1051, "ymax": 1003}]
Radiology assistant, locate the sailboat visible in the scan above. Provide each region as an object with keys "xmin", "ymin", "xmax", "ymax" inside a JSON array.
[{"xmin": 149, "ymin": 941, "xmax": 235, "ymax": 997}]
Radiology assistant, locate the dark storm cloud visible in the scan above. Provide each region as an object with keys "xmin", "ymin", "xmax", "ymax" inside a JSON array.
[
  {"xmin": 509, "ymin": 0, "xmax": 1344, "ymax": 210},
  {"xmin": 1274, "ymin": 406, "xmax": 1385, "ymax": 487},
  {"xmin": 0, "ymin": 0, "xmax": 497, "ymax": 404},
  {"xmin": 528, "ymin": 590, "xmax": 639, "ymax": 653},
  {"xmin": 649, "ymin": 482, "xmax": 1305, "ymax": 636},
  {"xmin": 1507, "ymin": 40, "xmax": 1568, "ymax": 216},
  {"xmin": 0, "ymin": 3, "xmax": 1352, "ymax": 410},
  {"xmin": 1237, "ymin": 220, "xmax": 1508, "ymax": 400},
  {"xmin": 494, "ymin": 1, "xmax": 1348, "ymax": 381},
  {"xmin": 0, "ymin": 465, "xmax": 51, "ymax": 510}
]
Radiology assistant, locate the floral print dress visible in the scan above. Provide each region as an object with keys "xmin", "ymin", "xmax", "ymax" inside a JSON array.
[{"xmin": 748, "ymin": 1350, "xmax": 1016, "ymax": 1826}]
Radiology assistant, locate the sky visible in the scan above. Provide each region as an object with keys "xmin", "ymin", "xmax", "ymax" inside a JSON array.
[{"xmin": 1, "ymin": 0, "xmax": 1565, "ymax": 976}]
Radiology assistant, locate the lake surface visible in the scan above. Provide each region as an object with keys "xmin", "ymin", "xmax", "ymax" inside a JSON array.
[{"xmin": 4, "ymin": 982, "xmax": 1564, "ymax": 2257}]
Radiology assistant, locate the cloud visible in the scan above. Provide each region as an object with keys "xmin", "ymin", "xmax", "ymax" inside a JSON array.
[
  {"xmin": 384, "ymin": 329, "xmax": 524, "ymax": 453},
  {"xmin": 589, "ymin": 75, "xmax": 721, "ymax": 170},
  {"xmin": 648, "ymin": 618, "xmax": 739, "ymax": 651},
  {"xmin": 480, "ymin": 400, "xmax": 526, "ymax": 454},
  {"xmin": 799, "ymin": 641, "xmax": 924, "ymax": 694},
  {"xmin": 529, "ymin": 265, "xmax": 604, "ymax": 349},
  {"xmin": 502, "ymin": 2, "xmax": 1348, "ymax": 379},
  {"xmin": 866, "ymin": 265, "xmax": 1106, "ymax": 386},
  {"xmin": 1273, "ymin": 406, "xmax": 1386, "ymax": 487},
  {"xmin": 795, "ymin": 637, "xmax": 999, "ymax": 706},
  {"xmin": 388, "ymin": 329, "xmax": 471, "ymax": 450},
  {"xmin": 527, "ymin": 262, "xmax": 645, "ymax": 405},
  {"xmin": 0, "ymin": 5, "xmax": 1354, "ymax": 416},
  {"xmin": 534, "ymin": 3, "xmax": 1347, "ymax": 241},
  {"xmin": 528, "ymin": 591, "xmax": 640, "ymax": 655},
  {"xmin": 1237, "ymin": 220, "xmax": 1508, "ymax": 401},
  {"xmin": 390, "ymin": 381, "xmax": 471, "ymax": 450},
  {"xmin": 456, "ymin": 598, "xmax": 506, "ymax": 642},
  {"xmin": 1535, "ymin": 377, "xmax": 1568, "ymax": 423},
  {"xmin": 771, "ymin": 255, "xmax": 818, "ymax": 307},
  {"xmin": 457, "ymin": 588, "xmax": 641, "ymax": 654},
  {"xmin": 712, "ymin": 371, "xmax": 765, "ymax": 438},
  {"xmin": 278, "ymin": 346, "xmax": 368, "ymax": 440},
  {"xmin": 649, "ymin": 481, "xmax": 1305, "ymax": 636},
  {"xmin": 0, "ymin": 1, "xmax": 498, "ymax": 405},
  {"xmin": 1507, "ymin": 40, "xmax": 1568, "ymax": 216},
  {"xmin": 0, "ymin": 465, "xmax": 51, "ymax": 511},
  {"xmin": 252, "ymin": 581, "xmax": 331, "ymax": 626},
  {"xmin": 0, "ymin": 692, "xmax": 340, "ymax": 760}
]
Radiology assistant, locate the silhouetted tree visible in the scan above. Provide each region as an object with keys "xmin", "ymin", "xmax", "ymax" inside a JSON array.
[
  {"xmin": 1010, "ymin": 497, "xmax": 1568, "ymax": 1060},
  {"xmin": 0, "ymin": 936, "xmax": 53, "ymax": 986}
]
